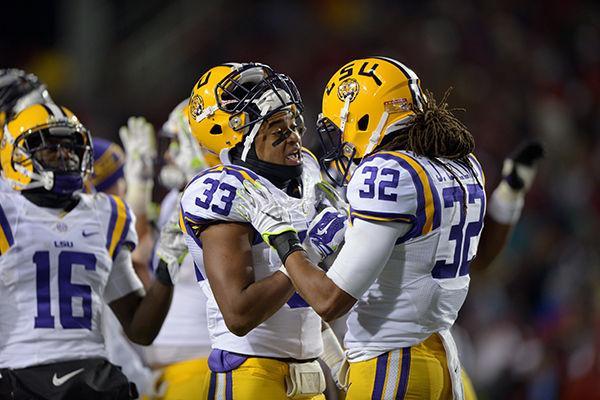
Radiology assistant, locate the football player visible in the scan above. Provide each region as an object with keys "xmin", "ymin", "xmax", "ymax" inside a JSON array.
[
  {"xmin": 239, "ymin": 57, "xmax": 489, "ymax": 399},
  {"xmin": 90, "ymin": 136, "xmax": 156, "ymax": 395},
  {"xmin": 177, "ymin": 62, "xmax": 346, "ymax": 399},
  {"xmin": 0, "ymin": 104, "xmax": 174, "ymax": 399},
  {"xmin": 0, "ymin": 68, "xmax": 53, "ymax": 192},
  {"xmin": 140, "ymin": 99, "xmax": 214, "ymax": 399}
]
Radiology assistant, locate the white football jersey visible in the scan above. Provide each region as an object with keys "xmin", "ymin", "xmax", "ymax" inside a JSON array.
[
  {"xmin": 0, "ymin": 177, "xmax": 12, "ymax": 193},
  {"xmin": 179, "ymin": 149, "xmax": 323, "ymax": 360},
  {"xmin": 343, "ymin": 150, "xmax": 486, "ymax": 361},
  {"xmin": 148, "ymin": 190, "xmax": 211, "ymax": 362},
  {"xmin": 0, "ymin": 191, "xmax": 140, "ymax": 368}
]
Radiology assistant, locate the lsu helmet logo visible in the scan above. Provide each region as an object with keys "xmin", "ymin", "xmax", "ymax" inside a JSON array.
[
  {"xmin": 337, "ymin": 78, "xmax": 359, "ymax": 102},
  {"xmin": 189, "ymin": 94, "xmax": 204, "ymax": 121}
]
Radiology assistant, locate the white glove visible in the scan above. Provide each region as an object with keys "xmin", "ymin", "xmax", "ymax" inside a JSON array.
[
  {"xmin": 119, "ymin": 117, "xmax": 157, "ymax": 216},
  {"xmin": 314, "ymin": 181, "xmax": 348, "ymax": 214},
  {"xmin": 163, "ymin": 100, "xmax": 207, "ymax": 181},
  {"xmin": 236, "ymin": 180, "xmax": 296, "ymax": 246},
  {"xmin": 305, "ymin": 207, "xmax": 347, "ymax": 262},
  {"xmin": 321, "ymin": 326, "xmax": 350, "ymax": 390},
  {"xmin": 154, "ymin": 208, "xmax": 187, "ymax": 285},
  {"xmin": 119, "ymin": 116, "xmax": 157, "ymax": 184},
  {"xmin": 488, "ymin": 141, "xmax": 544, "ymax": 224}
]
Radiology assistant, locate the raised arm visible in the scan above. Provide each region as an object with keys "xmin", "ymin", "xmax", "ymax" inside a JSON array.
[{"xmin": 472, "ymin": 141, "xmax": 544, "ymax": 271}]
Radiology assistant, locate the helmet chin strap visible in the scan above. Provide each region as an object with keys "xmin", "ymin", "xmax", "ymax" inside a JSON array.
[
  {"xmin": 13, "ymin": 163, "xmax": 53, "ymax": 191},
  {"xmin": 14, "ymin": 163, "xmax": 83, "ymax": 196},
  {"xmin": 364, "ymin": 111, "xmax": 389, "ymax": 155},
  {"xmin": 240, "ymin": 105, "xmax": 269, "ymax": 162}
]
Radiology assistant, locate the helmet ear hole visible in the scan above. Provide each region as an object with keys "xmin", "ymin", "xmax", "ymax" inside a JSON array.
[
  {"xmin": 210, "ymin": 124, "xmax": 222, "ymax": 135},
  {"xmin": 357, "ymin": 114, "xmax": 369, "ymax": 131}
]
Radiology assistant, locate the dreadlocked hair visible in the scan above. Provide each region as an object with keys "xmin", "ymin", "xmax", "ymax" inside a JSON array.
[{"xmin": 375, "ymin": 88, "xmax": 474, "ymax": 162}]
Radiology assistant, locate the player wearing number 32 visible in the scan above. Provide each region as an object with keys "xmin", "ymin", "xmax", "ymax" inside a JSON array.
[
  {"xmin": 0, "ymin": 104, "xmax": 173, "ymax": 399},
  {"xmin": 241, "ymin": 57, "xmax": 486, "ymax": 400}
]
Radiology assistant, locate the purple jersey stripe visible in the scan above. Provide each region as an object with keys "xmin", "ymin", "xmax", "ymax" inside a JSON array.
[
  {"xmin": 372, "ymin": 352, "xmax": 389, "ymax": 400},
  {"xmin": 390, "ymin": 157, "xmax": 426, "ymax": 238},
  {"xmin": 350, "ymin": 208, "xmax": 416, "ymax": 223},
  {"xmin": 401, "ymin": 153, "xmax": 442, "ymax": 230},
  {"xmin": 184, "ymin": 165, "xmax": 223, "ymax": 192},
  {"xmin": 183, "ymin": 210, "xmax": 212, "ymax": 225},
  {"xmin": 357, "ymin": 153, "xmax": 425, "ymax": 241},
  {"xmin": 106, "ymin": 196, "xmax": 118, "ymax": 251},
  {"xmin": 182, "ymin": 213, "xmax": 204, "ymax": 250},
  {"xmin": 226, "ymin": 371, "xmax": 233, "ymax": 400},
  {"xmin": 0, "ymin": 202, "xmax": 14, "ymax": 248},
  {"xmin": 207, "ymin": 371, "xmax": 216, "ymax": 400},
  {"xmin": 113, "ymin": 202, "xmax": 133, "ymax": 258},
  {"xmin": 224, "ymin": 164, "xmax": 261, "ymax": 181},
  {"xmin": 396, "ymin": 347, "xmax": 411, "ymax": 399},
  {"xmin": 194, "ymin": 261, "xmax": 205, "ymax": 281}
]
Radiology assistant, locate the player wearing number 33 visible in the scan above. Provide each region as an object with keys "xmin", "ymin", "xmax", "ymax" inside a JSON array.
[
  {"xmin": 178, "ymin": 63, "xmax": 348, "ymax": 399},
  {"xmin": 0, "ymin": 104, "xmax": 174, "ymax": 399},
  {"xmin": 241, "ymin": 57, "xmax": 486, "ymax": 400}
]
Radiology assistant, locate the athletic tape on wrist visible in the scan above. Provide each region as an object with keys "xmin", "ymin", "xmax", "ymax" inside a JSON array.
[
  {"xmin": 488, "ymin": 181, "xmax": 524, "ymax": 225},
  {"xmin": 155, "ymin": 259, "xmax": 174, "ymax": 286},
  {"xmin": 270, "ymin": 231, "xmax": 304, "ymax": 264}
]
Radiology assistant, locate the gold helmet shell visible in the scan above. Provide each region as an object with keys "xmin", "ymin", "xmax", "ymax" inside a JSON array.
[
  {"xmin": 1, "ymin": 103, "xmax": 92, "ymax": 192},
  {"xmin": 318, "ymin": 57, "xmax": 426, "ymax": 185}
]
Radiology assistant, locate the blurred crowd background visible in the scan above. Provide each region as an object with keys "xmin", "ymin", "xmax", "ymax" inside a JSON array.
[{"xmin": 2, "ymin": 0, "xmax": 598, "ymax": 398}]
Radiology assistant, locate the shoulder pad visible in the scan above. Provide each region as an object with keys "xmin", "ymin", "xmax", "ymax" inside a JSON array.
[
  {"xmin": 97, "ymin": 193, "xmax": 138, "ymax": 258},
  {"xmin": 347, "ymin": 151, "xmax": 441, "ymax": 237},
  {"xmin": 468, "ymin": 153, "xmax": 485, "ymax": 187},
  {"xmin": 180, "ymin": 164, "xmax": 261, "ymax": 228},
  {"xmin": 0, "ymin": 192, "xmax": 17, "ymax": 255},
  {"xmin": 302, "ymin": 148, "xmax": 322, "ymax": 179}
]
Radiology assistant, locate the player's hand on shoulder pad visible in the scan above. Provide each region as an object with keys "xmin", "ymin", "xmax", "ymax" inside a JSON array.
[
  {"xmin": 502, "ymin": 140, "xmax": 545, "ymax": 193},
  {"xmin": 315, "ymin": 181, "xmax": 349, "ymax": 215},
  {"xmin": 236, "ymin": 180, "xmax": 296, "ymax": 246},
  {"xmin": 155, "ymin": 209, "xmax": 187, "ymax": 285},
  {"xmin": 306, "ymin": 206, "xmax": 347, "ymax": 262}
]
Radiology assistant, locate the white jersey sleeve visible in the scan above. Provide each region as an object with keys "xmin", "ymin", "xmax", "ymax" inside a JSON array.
[
  {"xmin": 104, "ymin": 248, "xmax": 144, "ymax": 303},
  {"xmin": 347, "ymin": 151, "xmax": 441, "ymax": 243},
  {"xmin": 327, "ymin": 219, "xmax": 410, "ymax": 299}
]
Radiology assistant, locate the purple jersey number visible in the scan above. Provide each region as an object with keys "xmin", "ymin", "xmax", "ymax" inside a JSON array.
[
  {"xmin": 431, "ymin": 184, "xmax": 485, "ymax": 279},
  {"xmin": 359, "ymin": 166, "xmax": 400, "ymax": 201},
  {"xmin": 195, "ymin": 177, "xmax": 237, "ymax": 217},
  {"xmin": 34, "ymin": 251, "xmax": 97, "ymax": 329}
]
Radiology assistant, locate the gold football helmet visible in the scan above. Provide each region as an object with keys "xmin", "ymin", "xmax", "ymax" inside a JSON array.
[
  {"xmin": 1, "ymin": 103, "xmax": 93, "ymax": 194},
  {"xmin": 188, "ymin": 62, "xmax": 302, "ymax": 161},
  {"xmin": 0, "ymin": 69, "xmax": 52, "ymax": 127},
  {"xmin": 318, "ymin": 56, "xmax": 425, "ymax": 185}
]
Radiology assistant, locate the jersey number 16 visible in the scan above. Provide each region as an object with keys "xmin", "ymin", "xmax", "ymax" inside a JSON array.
[{"xmin": 34, "ymin": 251, "xmax": 96, "ymax": 330}]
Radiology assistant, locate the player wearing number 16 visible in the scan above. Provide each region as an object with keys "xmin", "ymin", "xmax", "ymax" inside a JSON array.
[
  {"xmin": 0, "ymin": 104, "xmax": 173, "ymax": 399},
  {"xmin": 243, "ymin": 57, "xmax": 486, "ymax": 399}
]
